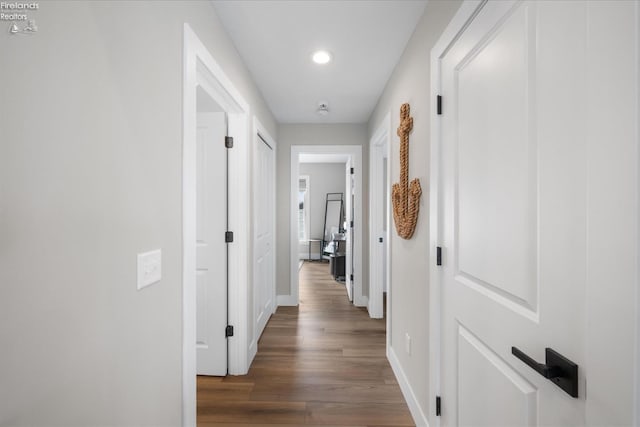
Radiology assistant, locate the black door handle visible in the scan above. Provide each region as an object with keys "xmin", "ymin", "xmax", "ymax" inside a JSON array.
[
  {"xmin": 511, "ymin": 347, "xmax": 562, "ymax": 379},
  {"xmin": 511, "ymin": 347, "xmax": 579, "ymax": 398}
]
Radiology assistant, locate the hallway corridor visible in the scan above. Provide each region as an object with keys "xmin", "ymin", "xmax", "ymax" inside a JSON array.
[{"xmin": 197, "ymin": 261, "xmax": 414, "ymax": 426}]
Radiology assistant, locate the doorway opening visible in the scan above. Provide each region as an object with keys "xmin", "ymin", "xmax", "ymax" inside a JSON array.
[
  {"xmin": 298, "ymin": 161, "xmax": 348, "ymax": 294},
  {"xmin": 290, "ymin": 145, "xmax": 364, "ymax": 307},
  {"xmin": 183, "ymin": 24, "xmax": 251, "ymax": 426},
  {"xmin": 369, "ymin": 112, "xmax": 391, "ymax": 325}
]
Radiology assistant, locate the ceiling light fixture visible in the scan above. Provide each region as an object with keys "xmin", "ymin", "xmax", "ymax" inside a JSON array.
[
  {"xmin": 312, "ymin": 50, "xmax": 332, "ymax": 65},
  {"xmin": 316, "ymin": 102, "xmax": 329, "ymax": 116}
]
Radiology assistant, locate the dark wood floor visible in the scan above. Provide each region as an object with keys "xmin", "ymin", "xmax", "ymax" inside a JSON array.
[{"xmin": 197, "ymin": 261, "xmax": 414, "ymax": 426}]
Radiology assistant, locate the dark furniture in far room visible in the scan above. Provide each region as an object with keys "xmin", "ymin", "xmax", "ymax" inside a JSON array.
[{"xmin": 329, "ymin": 253, "xmax": 345, "ymax": 281}]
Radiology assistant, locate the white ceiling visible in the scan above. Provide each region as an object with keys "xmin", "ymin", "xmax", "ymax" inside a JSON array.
[{"xmin": 212, "ymin": 0, "xmax": 428, "ymax": 124}]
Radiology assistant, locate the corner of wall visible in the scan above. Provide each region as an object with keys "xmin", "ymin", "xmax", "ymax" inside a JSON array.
[
  {"xmin": 277, "ymin": 295, "xmax": 298, "ymax": 307},
  {"xmin": 248, "ymin": 338, "xmax": 258, "ymax": 365}
]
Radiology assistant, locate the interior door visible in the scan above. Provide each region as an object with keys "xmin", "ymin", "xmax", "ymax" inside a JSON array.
[
  {"xmin": 345, "ymin": 159, "xmax": 353, "ymax": 302},
  {"xmin": 440, "ymin": 1, "xmax": 595, "ymax": 424},
  {"xmin": 196, "ymin": 112, "xmax": 227, "ymax": 376},
  {"xmin": 254, "ymin": 134, "xmax": 275, "ymax": 339}
]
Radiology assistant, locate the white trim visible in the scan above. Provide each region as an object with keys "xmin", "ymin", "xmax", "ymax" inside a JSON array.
[
  {"xmin": 368, "ymin": 112, "xmax": 391, "ymax": 319},
  {"xmin": 428, "ymin": 3, "xmax": 485, "ymax": 427},
  {"xmin": 360, "ymin": 295, "xmax": 369, "ymax": 310},
  {"xmin": 298, "ymin": 249, "xmax": 322, "ymax": 260},
  {"xmin": 248, "ymin": 339, "xmax": 258, "ymax": 367},
  {"xmin": 345, "ymin": 157, "xmax": 355, "ymax": 302},
  {"xmin": 277, "ymin": 295, "xmax": 298, "ymax": 307},
  {"xmin": 635, "ymin": 3, "xmax": 640, "ymax": 423},
  {"xmin": 228, "ymin": 113, "xmax": 250, "ymax": 376},
  {"xmin": 289, "ymin": 145, "xmax": 363, "ymax": 306},
  {"xmin": 388, "ymin": 346, "xmax": 429, "ymax": 427},
  {"xmin": 183, "ymin": 23, "xmax": 251, "ymax": 427}
]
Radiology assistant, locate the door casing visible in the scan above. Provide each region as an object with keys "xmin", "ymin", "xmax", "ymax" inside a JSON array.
[
  {"xmin": 287, "ymin": 145, "xmax": 364, "ymax": 307},
  {"xmin": 369, "ymin": 112, "xmax": 392, "ymax": 321},
  {"xmin": 183, "ymin": 23, "xmax": 251, "ymax": 427}
]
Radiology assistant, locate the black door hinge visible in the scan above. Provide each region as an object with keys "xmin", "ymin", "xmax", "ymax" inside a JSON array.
[
  {"xmin": 350, "ymin": 220, "xmax": 354, "ymax": 228},
  {"xmin": 350, "ymin": 167, "xmax": 354, "ymax": 175},
  {"xmin": 436, "ymin": 246, "xmax": 442, "ymax": 266},
  {"xmin": 225, "ymin": 231, "xmax": 234, "ymax": 243},
  {"xmin": 436, "ymin": 396, "xmax": 441, "ymax": 416},
  {"xmin": 350, "ymin": 274, "xmax": 354, "ymax": 281},
  {"xmin": 437, "ymin": 95, "xmax": 442, "ymax": 115},
  {"xmin": 379, "ymin": 237, "xmax": 383, "ymax": 243},
  {"xmin": 225, "ymin": 136, "xmax": 234, "ymax": 148},
  {"xmin": 225, "ymin": 325, "xmax": 234, "ymax": 338}
]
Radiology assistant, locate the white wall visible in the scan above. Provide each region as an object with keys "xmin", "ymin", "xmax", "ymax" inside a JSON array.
[
  {"xmin": 0, "ymin": 2, "xmax": 276, "ymax": 425},
  {"xmin": 276, "ymin": 124, "xmax": 368, "ymax": 297},
  {"xmin": 366, "ymin": 0, "xmax": 462, "ymax": 421},
  {"xmin": 298, "ymin": 162, "xmax": 346, "ymax": 258}
]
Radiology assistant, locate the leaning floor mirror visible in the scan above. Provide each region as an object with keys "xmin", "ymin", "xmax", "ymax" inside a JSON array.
[{"xmin": 322, "ymin": 192, "xmax": 344, "ymax": 257}]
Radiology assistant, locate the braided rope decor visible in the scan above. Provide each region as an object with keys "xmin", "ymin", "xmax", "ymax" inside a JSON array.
[{"xmin": 392, "ymin": 103, "xmax": 422, "ymax": 239}]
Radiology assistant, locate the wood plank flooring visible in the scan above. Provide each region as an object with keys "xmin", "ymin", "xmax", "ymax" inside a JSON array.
[{"xmin": 197, "ymin": 261, "xmax": 414, "ymax": 426}]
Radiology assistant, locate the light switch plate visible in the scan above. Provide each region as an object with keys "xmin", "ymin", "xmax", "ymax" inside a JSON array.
[{"xmin": 137, "ymin": 249, "xmax": 162, "ymax": 290}]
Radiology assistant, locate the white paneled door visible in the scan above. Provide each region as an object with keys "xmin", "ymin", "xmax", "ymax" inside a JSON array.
[
  {"xmin": 254, "ymin": 134, "xmax": 275, "ymax": 339},
  {"xmin": 438, "ymin": 1, "xmax": 638, "ymax": 425},
  {"xmin": 345, "ymin": 158, "xmax": 354, "ymax": 302},
  {"xmin": 196, "ymin": 112, "xmax": 228, "ymax": 376}
]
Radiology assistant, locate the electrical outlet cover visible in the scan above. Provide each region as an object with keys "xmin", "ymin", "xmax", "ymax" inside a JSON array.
[{"xmin": 137, "ymin": 249, "xmax": 162, "ymax": 290}]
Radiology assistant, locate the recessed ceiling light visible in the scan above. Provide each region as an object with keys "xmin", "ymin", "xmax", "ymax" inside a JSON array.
[{"xmin": 312, "ymin": 50, "xmax": 332, "ymax": 65}]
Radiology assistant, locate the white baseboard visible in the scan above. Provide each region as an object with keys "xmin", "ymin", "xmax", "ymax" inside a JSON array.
[
  {"xmin": 387, "ymin": 346, "xmax": 429, "ymax": 427},
  {"xmin": 355, "ymin": 294, "xmax": 368, "ymax": 308},
  {"xmin": 367, "ymin": 297, "xmax": 384, "ymax": 319},
  {"xmin": 248, "ymin": 339, "xmax": 257, "ymax": 366},
  {"xmin": 277, "ymin": 295, "xmax": 298, "ymax": 306},
  {"xmin": 367, "ymin": 296, "xmax": 383, "ymax": 319},
  {"xmin": 298, "ymin": 251, "xmax": 322, "ymax": 260}
]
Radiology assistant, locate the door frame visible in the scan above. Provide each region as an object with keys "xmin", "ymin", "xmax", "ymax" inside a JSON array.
[
  {"xmin": 183, "ymin": 24, "xmax": 251, "ymax": 427},
  {"xmin": 368, "ymin": 112, "xmax": 391, "ymax": 320},
  {"xmin": 250, "ymin": 116, "xmax": 277, "ymax": 362},
  {"xmin": 430, "ymin": 2, "xmax": 640, "ymax": 426},
  {"xmin": 429, "ymin": 4, "xmax": 485, "ymax": 425},
  {"xmin": 288, "ymin": 145, "xmax": 364, "ymax": 306}
]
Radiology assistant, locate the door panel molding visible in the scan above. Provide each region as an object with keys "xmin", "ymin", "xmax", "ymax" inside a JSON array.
[
  {"xmin": 453, "ymin": 2, "xmax": 539, "ymax": 316},
  {"xmin": 458, "ymin": 323, "xmax": 537, "ymax": 427}
]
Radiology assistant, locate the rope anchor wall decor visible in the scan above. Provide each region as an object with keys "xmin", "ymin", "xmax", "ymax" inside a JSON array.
[{"xmin": 392, "ymin": 103, "xmax": 422, "ymax": 239}]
